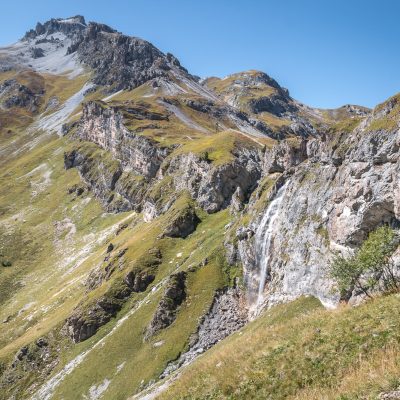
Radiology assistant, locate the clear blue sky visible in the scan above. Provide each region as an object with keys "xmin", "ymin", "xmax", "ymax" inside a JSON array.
[{"xmin": 1, "ymin": 0, "xmax": 399, "ymax": 109}]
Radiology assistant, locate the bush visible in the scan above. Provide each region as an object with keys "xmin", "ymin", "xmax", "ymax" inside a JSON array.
[
  {"xmin": 1, "ymin": 260, "xmax": 12, "ymax": 267},
  {"xmin": 199, "ymin": 151, "xmax": 210, "ymax": 163},
  {"xmin": 330, "ymin": 226, "xmax": 399, "ymax": 299}
]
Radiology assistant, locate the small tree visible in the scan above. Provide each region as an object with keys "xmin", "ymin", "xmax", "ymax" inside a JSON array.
[{"xmin": 330, "ymin": 226, "xmax": 399, "ymax": 299}]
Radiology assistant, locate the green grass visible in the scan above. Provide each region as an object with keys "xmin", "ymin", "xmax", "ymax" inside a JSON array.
[
  {"xmin": 48, "ymin": 207, "xmax": 232, "ymax": 400},
  {"xmin": 160, "ymin": 294, "xmax": 400, "ymax": 400},
  {"xmin": 0, "ymin": 125, "xmax": 132, "ymax": 363},
  {"xmin": 367, "ymin": 117, "xmax": 398, "ymax": 132},
  {"xmin": 329, "ymin": 117, "xmax": 363, "ymax": 134},
  {"xmin": 0, "ymin": 126, "xmax": 234, "ymax": 400},
  {"xmin": 172, "ymin": 130, "xmax": 261, "ymax": 166},
  {"xmin": 367, "ymin": 93, "xmax": 400, "ymax": 132}
]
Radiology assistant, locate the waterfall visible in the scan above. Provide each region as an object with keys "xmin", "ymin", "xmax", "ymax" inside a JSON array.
[{"xmin": 252, "ymin": 182, "xmax": 288, "ymax": 314}]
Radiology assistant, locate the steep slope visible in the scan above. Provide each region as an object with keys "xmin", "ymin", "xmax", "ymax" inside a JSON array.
[
  {"xmin": 0, "ymin": 17, "xmax": 267, "ymax": 399},
  {"xmin": 0, "ymin": 15, "xmax": 398, "ymax": 400},
  {"xmin": 231, "ymin": 93, "xmax": 399, "ymax": 309},
  {"xmin": 155, "ymin": 295, "xmax": 400, "ymax": 400}
]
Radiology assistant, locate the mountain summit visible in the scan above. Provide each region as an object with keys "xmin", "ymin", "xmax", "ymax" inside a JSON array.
[
  {"xmin": 0, "ymin": 15, "xmax": 399, "ymax": 400},
  {"xmin": 23, "ymin": 15, "xmax": 88, "ymax": 40}
]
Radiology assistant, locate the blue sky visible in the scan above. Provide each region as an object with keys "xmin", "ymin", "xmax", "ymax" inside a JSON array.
[{"xmin": 0, "ymin": 0, "xmax": 399, "ymax": 109}]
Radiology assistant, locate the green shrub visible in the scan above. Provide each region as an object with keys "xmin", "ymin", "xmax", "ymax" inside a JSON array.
[
  {"xmin": 330, "ymin": 226, "xmax": 399, "ymax": 299},
  {"xmin": 199, "ymin": 150, "xmax": 210, "ymax": 163},
  {"xmin": 1, "ymin": 260, "xmax": 12, "ymax": 267}
]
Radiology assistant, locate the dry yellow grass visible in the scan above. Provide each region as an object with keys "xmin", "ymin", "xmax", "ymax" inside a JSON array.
[
  {"xmin": 159, "ymin": 294, "xmax": 400, "ymax": 400},
  {"xmin": 293, "ymin": 346, "xmax": 400, "ymax": 400}
]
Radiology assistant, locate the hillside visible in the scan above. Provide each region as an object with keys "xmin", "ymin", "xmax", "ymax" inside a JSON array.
[{"xmin": 0, "ymin": 16, "xmax": 398, "ymax": 400}]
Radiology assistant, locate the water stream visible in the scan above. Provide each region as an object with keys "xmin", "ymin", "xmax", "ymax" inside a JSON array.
[{"xmin": 252, "ymin": 182, "xmax": 288, "ymax": 314}]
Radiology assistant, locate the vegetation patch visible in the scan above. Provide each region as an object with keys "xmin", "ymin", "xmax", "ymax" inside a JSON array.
[
  {"xmin": 173, "ymin": 130, "xmax": 260, "ymax": 166},
  {"xmin": 160, "ymin": 294, "xmax": 400, "ymax": 400},
  {"xmin": 330, "ymin": 225, "xmax": 399, "ymax": 300}
]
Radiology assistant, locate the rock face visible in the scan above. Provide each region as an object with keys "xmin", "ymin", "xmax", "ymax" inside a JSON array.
[
  {"xmin": 64, "ymin": 296, "xmax": 122, "ymax": 343},
  {"xmin": 64, "ymin": 101, "xmax": 171, "ymax": 212},
  {"xmin": 235, "ymin": 105, "xmax": 400, "ymax": 308},
  {"xmin": 167, "ymin": 149, "xmax": 262, "ymax": 213},
  {"xmin": 64, "ymin": 147, "xmax": 128, "ymax": 212},
  {"xmin": 249, "ymin": 91, "xmax": 297, "ymax": 116},
  {"xmin": 67, "ymin": 22, "xmax": 193, "ymax": 91},
  {"xmin": 23, "ymin": 16, "xmax": 87, "ymax": 41},
  {"xmin": 263, "ymin": 139, "xmax": 308, "ymax": 173},
  {"xmin": 0, "ymin": 78, "xmax": 43, "ymax": 112},
  {"xmin": 145, "ymin": 272, "xmax": 186, "ymax": 339},
  {"xmin": 189, "ymin": 287, "xmax": 247, "ymax": 351},
  {"xmin": 65, "ymin": 271, "xmax": 156, "ymax": 343},
  {"xmin": 124, "ymin": 269, "xmax": 155, "ymax": 293},
  {"xmin": 65, "ymin": 100, "xmax": 264, "ymax": 216},
  {"xmin": 162, "ymin": 203, "xmax": 200, "ymax": 238},
  {"xmin": 76, "ymin": 101, "xmax": 170, "ymax": 178},
  {"xmin": 161, "ymin": 287, "xmax": 248, "ymax": 378}
]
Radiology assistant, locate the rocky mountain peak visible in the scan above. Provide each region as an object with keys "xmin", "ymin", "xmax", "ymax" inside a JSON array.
[
  {"xmin": 2, "ymin": 16, "xmax": 193, "ymax": 90},
  {"xmin": 231, "ymin": 70, "xmax": 287, "ymax": 93},
  {"xmin": 22, "ymin": 16, "xmax": 87, "ymax": 41},
  {"xmin": 65, "ymin": 20, "xmax": 193, "ymax": 91},
  {"xmin": 204, "ymin": 69, "xmax": 297, "ymax": 119}
]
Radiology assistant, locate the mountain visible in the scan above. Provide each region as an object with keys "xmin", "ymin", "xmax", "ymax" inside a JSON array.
[{"xmin": 0, "ymin": 16, "xmax": 399, "ymax": 400}]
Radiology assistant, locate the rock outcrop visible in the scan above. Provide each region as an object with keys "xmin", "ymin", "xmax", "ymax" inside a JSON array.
[
  {"xmin": 161, "ymin": 202, "xmax": 200, "ymax": 238},
  {"xmin": 0, "ymin": 78, "xmax": 44, "ymax": 112},
  {"xmin": 145, "ymin": 272, "xmax": 186, "ymax": 339},
  {"xmin": 67, "ymin": 247, "xmax": 161, "ymax": 343},
  {"xmin": 64, "ymin": 146, "xmax": 128, "ymax": 212},
  {"xmin": 76, "ymin": 101, "xmax": 170, "ymax": 178},
  {"xmin": 263, "ymin": 138, "xmax": 308, "ymax": 173},
  {"xmin": 0, "ymin": 335, "xmax": 59, "ymax": 391},
  {"xmin": 161, "ymin": 287, "xmax": 248, "ymax": 378},
  {"xmin": 248, "ymin": 91, "xmax": 298, "ymax": 116},
  {"xmin": 67, "ymin": 22, "xmax": 193, "ymax": 91},
  {"xmin": 166, "ymin": 148, "xmax": 262, "ymax": 213},
  {"xmin": 65, "ymin": 274, "xmax": 154, "ymax": 343},
  {"xmin": 23, "ymin": 16, "xmax": 87, "ymax": 41},
  {"xmin": 64, "ymin": 295, "xmax": 123, "ymax": 343}
]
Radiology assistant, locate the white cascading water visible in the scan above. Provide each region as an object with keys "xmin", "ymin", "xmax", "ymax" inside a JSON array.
[{"xmin": 252, "ymin": 182, "xmax": 288, "ymax": 315}]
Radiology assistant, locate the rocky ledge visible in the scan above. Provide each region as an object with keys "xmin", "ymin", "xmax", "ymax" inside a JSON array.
[{"xmin": 145, "ymin": 272, "xmax": 187, "ymax": 339}]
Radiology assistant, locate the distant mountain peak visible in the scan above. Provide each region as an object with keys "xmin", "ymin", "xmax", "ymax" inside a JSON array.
[
  {"xmin": 3, "ymin": 16, "xmax": 191, "ymax": 88},
  {"xmin": 22, "ymin": 15, "xmax": 87, "ymax": 41}
]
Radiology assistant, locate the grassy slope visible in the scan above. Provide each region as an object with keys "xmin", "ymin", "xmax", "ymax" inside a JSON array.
[
  {"xmin": 51, "ymin": 208, "xmax": 232, "ymax": 400},
  {"xmin": 172, "ymin": 129, "xmax": 261, "ymax": 166},
  {"xmin": 0, "ymin": 68, "xmax": 240, "ymax": 399},
  {"xmin": 0, "ymin": 71, "xmax": 139, "ymax": 399},
  {"xmin": 366, "ymin": 92, "xmax": 400, "ymax": 131},
  {"xmin": 1, "ymin": 65, "xmax": 384, "ymax": 400},
  {"xmin": 159, "ymin": 294, "xmax": 400, "ymax": 400},
  {"xmin": 0, "ymin": 125, "xmax": 234, "ymax": 398},
  {"xmin": 0, "ymin": 68, "xmax": 131, "ymax": 354},
  {"xmin": 0, "ymin": 132, "xmax": 132, "ymax": 354},
  {"xmin": 203, "ymin": 71, "xmax": 292, "ymax": 130}
]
